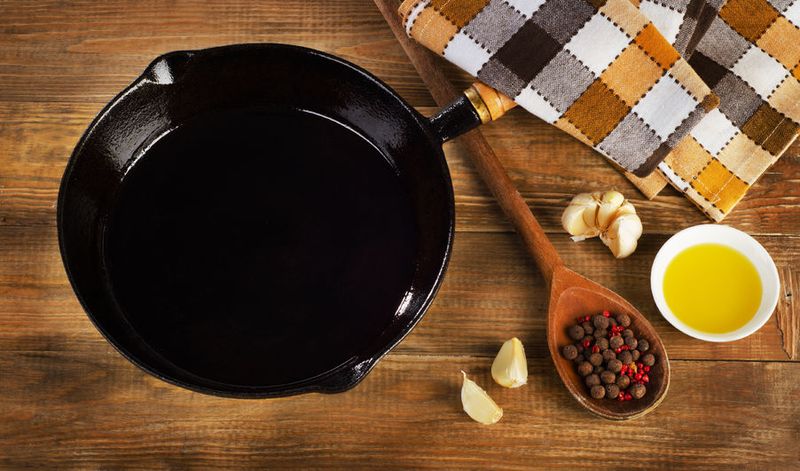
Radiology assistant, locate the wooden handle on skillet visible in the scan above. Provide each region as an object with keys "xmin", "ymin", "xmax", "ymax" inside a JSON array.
[
  {"xmin": 374, "ymin": 0, "xmax": 563, "ymax": 283},
  {"xmin": 464, "ymin": 82, "xmax": 517, "ymax": 123}
]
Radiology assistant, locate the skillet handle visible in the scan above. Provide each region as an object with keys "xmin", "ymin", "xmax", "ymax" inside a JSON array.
[{"xmin": 428, "ymin": 82, "xmax": 517, "ymax": 143}]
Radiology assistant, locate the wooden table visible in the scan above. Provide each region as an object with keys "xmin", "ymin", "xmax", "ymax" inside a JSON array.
[{"xmin": 1, "ymin": 1, "xmax": 798, "ymax": 468}]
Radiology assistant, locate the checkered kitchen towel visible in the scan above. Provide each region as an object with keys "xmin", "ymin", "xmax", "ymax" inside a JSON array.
[
  {"xmin": 399, "ymin": 0, "xmax": 800, "ymax": 220},
  {"xmin": 654, "ymin": 0, "xmax": 800, "ymax": 220},
  {"xmin": 399, "ymin": 0, "xmax": 719, "ymax": 177}
]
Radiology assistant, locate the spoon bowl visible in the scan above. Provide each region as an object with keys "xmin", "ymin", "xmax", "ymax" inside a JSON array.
[{"xmin": 548, "ymin": 266, "xmax": 670, "ymax": 420}]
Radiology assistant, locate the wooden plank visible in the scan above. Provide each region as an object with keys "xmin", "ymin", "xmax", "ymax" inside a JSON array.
[
  {"xmin": 1, "ymin": 226, "xmax": 795, "ymax": 360},
  {"xmin": 0, "ymin": 351, "xmax": 797, "ymax": 469},
  {"xmin": 1, "ymin": 102, "xmax": 799, "ymax": 235}
]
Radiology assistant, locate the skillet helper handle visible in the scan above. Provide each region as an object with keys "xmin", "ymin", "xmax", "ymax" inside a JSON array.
[{"xmin": 373, "ymin": 0, "xmax": 563, "ymax": 283}]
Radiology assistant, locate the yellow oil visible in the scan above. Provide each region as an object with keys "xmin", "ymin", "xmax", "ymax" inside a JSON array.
[{"xmin": 663, "ymin": 243, "xmax": 761, "ymax": 334}]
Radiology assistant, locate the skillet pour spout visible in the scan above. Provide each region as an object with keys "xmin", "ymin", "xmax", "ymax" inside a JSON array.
[{"xmin": 57, "ymin": 44, "xmax": 507, "ymax": 397}]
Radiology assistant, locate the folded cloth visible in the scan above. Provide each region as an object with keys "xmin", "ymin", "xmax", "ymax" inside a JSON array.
[
  {"xmin": 399, "ymin": 0, "xmax": 719, "ymax": 177},
  {"xmin": 399, "ymin": 0, "xmax": 800, "ymax": 221},
  {"xmin": 653, "ymin": 0, "xmax": 800, "ymax": 220}
]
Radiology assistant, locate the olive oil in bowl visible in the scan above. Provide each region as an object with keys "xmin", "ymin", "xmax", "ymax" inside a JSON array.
[
  {"xmin": 651, "ymin": 225, "xmax": 780, "ymax": 342},
  {"xmin": 663, "ymin": 243, "xmax": 761, "ymax": 334}
]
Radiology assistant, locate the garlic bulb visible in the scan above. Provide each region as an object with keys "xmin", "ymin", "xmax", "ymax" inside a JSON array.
[
  {"xmin": 460, "ymin": 371, "xmax": 503, "ymax": 424},
  {"xmin": 561, "ymin": 191, "xmax": 642, "ymax": 258},
  {"xmin": 491, "ymin": 337, "xmax": 528, "ymax": 388}
]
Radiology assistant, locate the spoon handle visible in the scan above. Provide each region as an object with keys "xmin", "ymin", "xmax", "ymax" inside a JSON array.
[{"xmin": 374, "ymin": 0, "xmax": 564, "ymax": 282}]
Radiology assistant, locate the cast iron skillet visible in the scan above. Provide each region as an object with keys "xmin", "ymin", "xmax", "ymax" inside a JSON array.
[{"xmin": 58, "ymin": 44, "xmax": 489, "ymax": 397}]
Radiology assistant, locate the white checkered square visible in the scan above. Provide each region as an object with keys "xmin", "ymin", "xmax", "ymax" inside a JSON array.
[
  {"xmin": 564, "ymin": 13, "xmax": 631, "ymax": 75},
  {"xmin": 658, "ymin": 161, "xmax": 691, "ymax": 191},
  {"xmin": 516, "ymin": 86, "xmax": 561, "ymax": 123},
  {"xmin": 505, "ymin": 0, "xmax": 547, "ymax": 18},
  {"xmin": 640, "ymin": 0, "xmax": 684, "ymax": 44},
  {"xmin": 732, "ymin": 46, "xmax": 789, "ymax": 99},
  {"xmin": 632, "ymin": 74, "xmax": 697, "ymax": 140},
  {"xmin": 444, "ymin": 32, "xmax": 492, "ymax": 77},
  {"xmin": 784, "ymin": 0, "xmax": 800, "ymax": 26},
  {"xmin": 690, "ymin": 108, "xmax": 739, "ymax": 155}
]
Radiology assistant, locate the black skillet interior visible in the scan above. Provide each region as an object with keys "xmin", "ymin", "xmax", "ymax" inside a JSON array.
[{"xmin": 58, "ymin": 44, "xmax": 456, "ymax": 397}]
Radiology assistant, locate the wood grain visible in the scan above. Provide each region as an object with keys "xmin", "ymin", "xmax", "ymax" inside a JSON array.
[
  {"xmin": 1, "ymin": 352, "xmax": 798, "ymax": 469},
  {"xmin": 0, "ymin": 0, "xmax": 798, "ymax": 468}
]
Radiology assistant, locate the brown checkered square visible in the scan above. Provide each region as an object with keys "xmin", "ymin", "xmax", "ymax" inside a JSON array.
[
  {"xmin": 563, "ymin": 79, "xmax": 631, "ymax": 144},
  {"xmin": 718, "ymin": 0, "xmax": 780, "ymax": 42}
]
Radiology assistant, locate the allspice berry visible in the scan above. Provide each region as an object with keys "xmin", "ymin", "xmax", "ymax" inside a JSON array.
[
  {"xmin": 622, "ymin": 329, "xmax": 634, "ymax": 338},
  {"xmin": 578, "ymin": 361, "xmax": 593, "ymax": 376},
  {"xmin": 581, "ymin": 321, "xmax": 594, "ymax": 335},
  {"xmin": 562, "ymin": 344, "xmax": 578, "ymax": 360},
  {"xmin": 642, "ymin": 353, "xmax": 656, "ymax": 366},
  {"xmin": 592, "ymin": 315, "xmax": 609, "ymax": 330},
  {"xmin": 568, "ymin": 325, "xmax": 585, "ymax": 340},
  {"xmin": 616, "ymin": 313, "xmax": 631, "ymax": 327},
  {"xmin": 607, "ymin": 359, "xmax": 622, "ymax": 373},
  {"xmin": 602, "ymin": 349, "xmax": 616, "ymax": 363},
  {"xmin": 631, "ymin": 349, "xmax": 641, "ymax": 361},
  {"xmin": 593, "ymin": 365, "xmax": 604, "ymax": 374},
  {"xmin": 619, "ymin": 351, "xmax": 633, "ymax": 365},
  {"xmin": 605, "ymin": 383, "xmax": 620, "ymax": 399},
  {"xmin": 637, "ymin": 339, "xmax": 650, "ymax": 352},
  {"xmin": 593, "ymin": 329, "xmax": 608, "ymax": 339},
  {"xmin": 596, "ymin": 337, "xmax": 609, "ymax": 350},
  {"xmin": 624, "ymin": 337, "xmax": 638, "ymax": 349},
  {"xmin": 616, "ymin": 374, "xmax": 630, "ymax": 389},
  {"xmin": 600, "ymin": 370, "xmax": 616, "ymax": 385},
  {"xmin": 589, "ymin": 352, "xmax": 603, "ymax": 366},
  {"xmin": 585, "ymin": 373, "xmax": 601, "ymax": 387},
  {"xmin": 591, "ymin": 384, "xmax": 606, "ymax": 399},
  {"xmin": 630, "ymin": 382, "xmax": 646, "ymax": 399},
  {"xmin": 609, "ymin": 335, "xmax": 624, "ymax": 349}
]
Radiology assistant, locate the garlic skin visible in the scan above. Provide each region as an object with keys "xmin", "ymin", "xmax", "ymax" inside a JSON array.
[
  {"xmin": 561, "ymin": 191, "xmax": 643, "ymax": 258},
  {"xmin": 460, "ymin": 371, "xmax": 503, "ymax": 425},
  {"xmin": 491, "ymin": 337, "xmax": 528, "ymax": 388}
]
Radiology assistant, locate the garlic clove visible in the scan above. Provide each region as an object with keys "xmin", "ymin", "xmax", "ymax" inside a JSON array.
[
  {"xmin": 562, "ymin": 204, "xmax": 598, "ymax": 238},
  {"xmin": 601, "ymin": 213, "xmax": 643, "ymax": 258},
  {"xmin": 491, "ymin": 337, "xmax": 528, "ymax": 388},
  {"xmin": 580, "ymin": 202, "xmax": 600, "ymax": 229},
  {"xmin": 597, "ymin": 191, "xmax": 625, "ymax": 230},
  {"xmin": 460, "ymin": 371, "xmax": 503, "ymax": 425}
]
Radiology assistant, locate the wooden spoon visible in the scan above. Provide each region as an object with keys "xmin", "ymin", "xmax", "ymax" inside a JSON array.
[{"xmin": 375, "ymin": 0, "xmax": 670, "ymax": 419}]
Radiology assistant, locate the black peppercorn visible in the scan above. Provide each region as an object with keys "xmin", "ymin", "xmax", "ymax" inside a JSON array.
[
  {"xmin": 630, "ymin": 382, "xmax": 646, "ymax": 399},
  {"xmin": 600, "ymin": 370, "xmax": 616, "ymax": 385},
  {"xmin": 568, "ymin": 325, "xmax": 585, "ymax": 340},
  {"xmin": 607, "ymin": 359, "xmax": 622, "ymax": 373},
  {"xmin": 585, "ymin": 373, "xmax": 601, "ymax": 387},
  {"xmin": 593, "ymin": 329, "xmax": 608, "ymax": 339},
  {"xmin": 609, "ymin": 335, "xmax": 624, "ymax": 349},
  {"xmin": 615, "ymin": 313, "xmax": 631, "ymax": 327},
  {"xmin": 637, "ymin": 339, "xmax": 650, "ymax": 352},
  {"xmin": 592, "ymin": 315, "xmax": 609, "ymax": 330},
  {"xmin": 588, "ymin": 352, "xmax": 603, "ymax": 366},
  {"xmin": 581, "ymin": 321, "xmax": 594, "ymax": 335},
  {"xmin": 642, "ymin": 353, "xmax": 655, "ymax": 366},
  {"xmin": 616, "ymin": 374, "xmax": 630, "ymax": 389},
  {"xmin": 593, "ymin": 364, "xmax": 604, "ymax": 374},
  {"xmin": 562, "ymin": 344, "xmax": 578, "ymax": 360},
  {"xmin": 590, "ymin": 384, "xmax": 606, "ymax": 399},
  {"xmin": 573, "ymin": 353, "xmax": 585, "ymax": 364},
  {"xmin": 602, "ymin": 349, "xmax": 616, "ymax": 363},
  {"xmin": 605, "ymin": 383, "xmax": 620, "ymax": 399},
  {"xmin": 622, "ymin": 329, "xmax": 634, "ymax": 338},
  {"xmin": 596, "ymin": 337, "xmax": 609, "ymax": 350},
  {"xmin": 624, "ymin": 337, "xmax": 638, "ymax": 349},
  {"xmin": 631, "ymin": 349, "xmax": 640, "ymax": 361},
  {"xmin": 578, "ymin": 361, "xmax": 593, "ymax": 376},
  {"xmin": 618, "ymin": 351, "xmax": 633, "ymax": 365}
]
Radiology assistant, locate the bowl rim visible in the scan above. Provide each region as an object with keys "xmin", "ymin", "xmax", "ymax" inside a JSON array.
[{"xmin": 650, "ymin": 224, "xmax": 780, "ymax": 342}]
